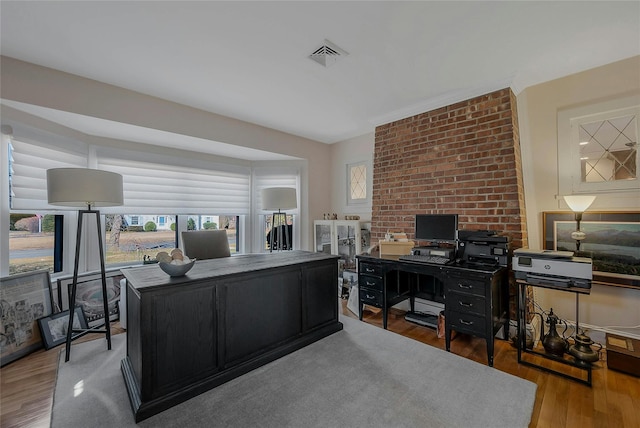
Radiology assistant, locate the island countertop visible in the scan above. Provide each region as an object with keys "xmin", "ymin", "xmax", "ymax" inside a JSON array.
[{"xmin": 123, "ymin": 250, "xmax": 339, "ymax": 291}]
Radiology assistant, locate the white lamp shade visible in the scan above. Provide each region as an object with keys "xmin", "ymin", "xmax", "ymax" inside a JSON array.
[
  {"xmin": 563, "ymin": 195, "xmax": 596, "ymax": 213},
  {"xmin": 261, "ymin": 187, "xmax": 297, "ymax": 210},
  {"xmin": 47, "ymin": 168, "xmax": 124, "ymax": 207}
]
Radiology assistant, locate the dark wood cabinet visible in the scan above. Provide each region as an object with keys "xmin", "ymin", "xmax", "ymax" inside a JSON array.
[
  {"xmin": 444, "ymin": 268, "xmax": 508, "ymax": 367},
  {"xmin": 121, "ymin": 251, "xmax": 342, "ymax": 422},
  {"xmin": 358, "ymin": 258, "xmax": 412, "ymax": 329},
  {"xmin": 356, "ymin": 255, "xmax": 508, "ymax": 366}
]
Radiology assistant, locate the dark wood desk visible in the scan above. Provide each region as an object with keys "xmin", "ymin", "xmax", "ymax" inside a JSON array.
[
  {"xmin": 356, "ymin": 255, "xmax": 508, "ymax": 366},
  {"xmin": 121, "ymin": 251, "xmax": 342, "ymax": 422}
]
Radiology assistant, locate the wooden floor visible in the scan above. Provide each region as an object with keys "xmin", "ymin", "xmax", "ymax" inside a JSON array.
[
  {"xmin": 1, "ymin": 325, "xmax": 125, "ymax": 428},
  {"xmin": 1, "ymin": 305, "xmax": 639, "ymax": 428},
  {"xmin": 340, "ymin": 303, "xmax": 640, "ymax": 428}
]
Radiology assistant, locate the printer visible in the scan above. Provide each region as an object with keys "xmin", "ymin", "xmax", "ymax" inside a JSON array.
[
  {"xmin": 512, "ymin": 248, "xmax": 592, "ymax": 288},
  {"xmin": 457, "ymin": 230, "xmax": 510, "ymax": 268}
]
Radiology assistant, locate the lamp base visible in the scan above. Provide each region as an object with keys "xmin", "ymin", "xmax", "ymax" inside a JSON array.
[
  {"xmin": 269, "ymin": 212, "xmax": 291, "ymax": 252},
  {"xmin": 571, "ymin": 231, "xmax": 586, "ymax": 241},
  {"xmin": 65, "ymin": 208, "xmax": 112, "ymax": 362}
]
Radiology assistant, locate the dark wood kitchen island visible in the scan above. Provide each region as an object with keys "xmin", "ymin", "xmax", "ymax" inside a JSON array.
[{"xmin": 121, "ymin": 250, "xmax": 342, "ymax": 422}]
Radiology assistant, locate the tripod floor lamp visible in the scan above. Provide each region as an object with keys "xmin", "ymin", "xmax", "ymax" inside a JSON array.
[
  {"xmin": 261, "ymin": 187, "xmax": 297, "ymax": 252},
  {"xmin": 47, "ymin": 168, "xmax": 124, "ymax": 362}
]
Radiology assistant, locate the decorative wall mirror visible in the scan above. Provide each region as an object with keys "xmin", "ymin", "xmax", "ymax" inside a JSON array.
[{"xmin": 578, "ymin": 113, "xmax": 637, "ymax": 183}]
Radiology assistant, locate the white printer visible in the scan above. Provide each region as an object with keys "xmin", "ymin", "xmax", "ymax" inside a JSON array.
[{"xmin": 513, "ymin": 248, "xmax": 592, "ymax": 288}]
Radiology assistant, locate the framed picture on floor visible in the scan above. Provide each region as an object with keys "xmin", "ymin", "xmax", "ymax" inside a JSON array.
[
  {"xmin": 0, "ymin": 270, "xmax": 54, "ymax": 366},
  {"xmin": 57, "ymin": 270, "xmax": 123, "ymax": 327},
  {"xmin": 37, "ymin": 306, "xmax": 88, "ymax": 350}
]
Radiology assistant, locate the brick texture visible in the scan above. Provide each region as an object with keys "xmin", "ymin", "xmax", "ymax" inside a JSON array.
[
  {"xmin": 372, "ymin": 88, "xmax": 531, "ymax": 317},
  {"xmin": 372, "ymin": 88, "xmax": 527, "ymax": 247}
]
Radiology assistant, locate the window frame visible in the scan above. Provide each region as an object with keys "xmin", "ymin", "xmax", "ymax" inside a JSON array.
[
  {"xmin": 3, "ymin": 124, "xmax": 305, "ymax": 276},
  {"xmin": 558, "ymin": 96, "xmax": 640, "ymax": 197},
  {"xmin": 346, "ymin": 160, "xmax": 370, "ymax": 206}
]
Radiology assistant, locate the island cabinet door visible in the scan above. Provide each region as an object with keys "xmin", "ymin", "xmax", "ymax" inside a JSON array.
[
  {"xmin": 142, "ymin": 282, "xmax": 218, "ymax": 401},
  {"xmin": 303, "ymin": 260, "xmax": 338, "ymax": 330},
  {"xmin": 221, "ymin": 265, "xmax": 303, "ymax": 367}
]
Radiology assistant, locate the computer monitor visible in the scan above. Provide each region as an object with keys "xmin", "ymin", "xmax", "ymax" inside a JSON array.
[{"xmin": 414, "ymin": 214, "xmax": 458, "ymax": 244}]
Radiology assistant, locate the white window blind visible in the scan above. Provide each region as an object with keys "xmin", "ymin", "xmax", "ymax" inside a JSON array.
[
  {"xmin": 9, "ymin": 138, "xmax": 87, "ymax": 210},
  {"xmin": 253, "ymin": 167, "xmax": 300, "ymax": 213},
  {"xmin": 97, "ymin": 151, "xmax": 251, "ymax": 215}
]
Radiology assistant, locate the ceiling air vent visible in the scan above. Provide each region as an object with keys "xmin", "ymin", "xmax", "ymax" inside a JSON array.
[{"xmin": 309, "ymin": 40, "xmax": 349, "ymax": 67}]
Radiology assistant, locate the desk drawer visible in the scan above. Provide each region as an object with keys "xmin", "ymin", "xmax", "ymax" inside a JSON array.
[
  {"xmin": 359, "ymin": 275, "xmax": 383, "ymax": 292},
  {"xmin": 359, "ymin": 262, "xmax": 382, "ymax": 277},
  {"xmin": 360, "ymin": 288, "xmax": 383, "ymax": 307},
  {"xmin": 447, "ymin": 291, "xmax": 486, "ymax": 317},
  {"xmin": 446, "ymin": 310, "xmax": 486, "ymax": 336},
  {"xmin": 445, "ymin": 277, "xmax": 487, "ymax": 297}
]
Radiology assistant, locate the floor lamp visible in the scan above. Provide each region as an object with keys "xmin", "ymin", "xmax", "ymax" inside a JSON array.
[
  {"xmin": 261, "ymin": 187, "xmax": 297, "ymax": 252},
  {"xmin": 563, "ymin": 195, "xmax": 596, "ymax": 253},
  {"xmin": 47, "ymin": 168, "xmax": 124, "ymax": 362}
]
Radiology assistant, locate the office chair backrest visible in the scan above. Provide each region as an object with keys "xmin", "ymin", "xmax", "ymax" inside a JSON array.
[{"xmin": 181, "ymin": 230, "xmax": 231, "ymax": 260}]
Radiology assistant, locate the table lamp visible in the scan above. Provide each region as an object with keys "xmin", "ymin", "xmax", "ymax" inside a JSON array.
[
  {"xmin": 47, "ymin": 168, "xmax": 123, "ymax": 362},
  {"xmin": 261, "ymin": 187, "xmax": 297, "ymax": 252},
  {"xmin": 563, "ymin": 195, "xmax": 596, "ymax": 252}
]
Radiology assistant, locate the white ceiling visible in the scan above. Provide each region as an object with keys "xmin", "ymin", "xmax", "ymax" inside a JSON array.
[{"xmin": 1, "ymin": 1, "xmax": 639, "ymax": 159}]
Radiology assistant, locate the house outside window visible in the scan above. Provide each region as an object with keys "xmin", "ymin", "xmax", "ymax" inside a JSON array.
[
  {"xmin": 8, "ymin": 213, "xmax": 58, "ymax": 275},
  {"xmin": 103, "ymin": 214, "xmax": 240, "ymax": 267}
]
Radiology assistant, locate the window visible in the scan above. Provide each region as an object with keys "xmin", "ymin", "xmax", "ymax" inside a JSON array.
[
  {"xmin": 264, "ymin": 214, "xmax": 294, "ymax": 251},
  {"xmin": 8, "ymin": 133, "xmax": 87, "ymax": 211},
  {"xmin": 253, "ymin": 166, "xmax": 300, "ymax": 252},
  {"xmin": 186, "ymin": 215, "xmax": 239, "ymax": 253},
  {"xmin": 105, "ymin": 214, "xmax": 176, "ymax": 266},
  {"xmin": 5, "ymin": 132, "xmax": 77, "ymax": 275},
  {"xmin": 96, "ymin": 149, "xmax": 251, "ymax": 216},
  {"xmin": 347, "ymin": 162, "xmax": 367, "ymax": 204},
  {"xmin": 8, "ymin": 213, "xmax": 59, "ymax": 275},
  {"xmin": 104, "ymin": 214, "xmax": 240, "ymax": 266},
  {"xmin": 3, "ymin": 125, "xmax": 301, "ymax": 275}
]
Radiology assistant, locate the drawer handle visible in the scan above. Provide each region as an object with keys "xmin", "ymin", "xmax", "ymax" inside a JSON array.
[
  {"xmin": 366, "ymin": 281, "xmax": 377, "ymax": 286},
  {"xmin": 458, "ymin": 283, "xmax": 472, "ymax": 289},
  {"xmin": 458, "ymin": 301, "xmax": 473, "ymax": 308},
  {"xmin": 365, "ymin": 267, "xmax": 375, "ymax": 273},
  {"xmin": 459, "ymin": 319, "xmax": 474, "ymax": 326},
  {"xmin": 366, "ymin": 294, "xmax": 376, "ymax": 299}
]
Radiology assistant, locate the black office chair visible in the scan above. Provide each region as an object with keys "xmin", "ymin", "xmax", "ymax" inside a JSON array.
[{"xmin": 181, "ymin": 230, "xmax": 231, "ymax": 260}]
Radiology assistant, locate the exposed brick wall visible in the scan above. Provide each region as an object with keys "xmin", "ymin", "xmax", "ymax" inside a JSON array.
[
  {"xmin": 372, "ymin": 88, "xmax": 528, "ymax": 248},
  {"xmin": 372, "ymin": 88, "xmax": 531, "ymax": 320}
]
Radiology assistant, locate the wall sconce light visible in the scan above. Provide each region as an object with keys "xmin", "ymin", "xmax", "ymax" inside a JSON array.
[{"xmin": 563, "ymin": 195, "xmax": 596, "ymax": 253}]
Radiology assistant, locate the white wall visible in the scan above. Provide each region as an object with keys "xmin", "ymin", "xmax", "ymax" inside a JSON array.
[
  {"xmin": 329, "ymin": 132, "xmax": 374, "ymax": 221},
  {"xmin": 517, "ymin": 56, "xmax": 640, "ymax": 341}
]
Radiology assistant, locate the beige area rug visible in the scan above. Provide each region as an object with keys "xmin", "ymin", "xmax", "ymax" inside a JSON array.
[{"xmin": 52, "ymin": 315, "xmax": 536, "ymax": 427}]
